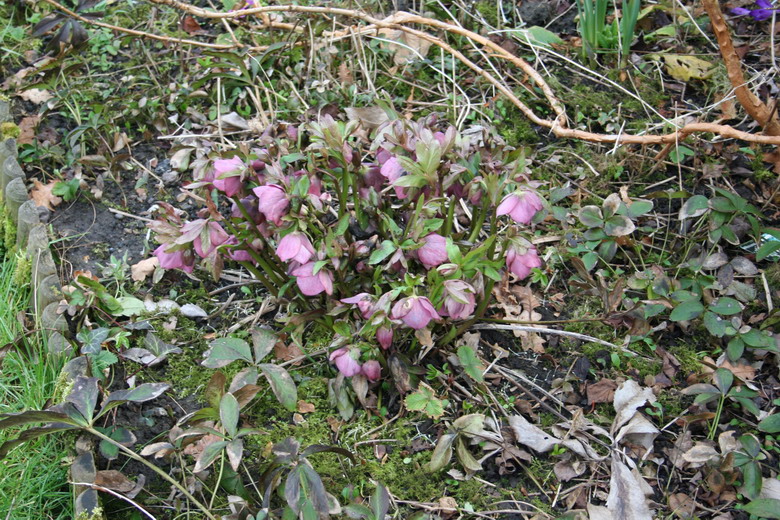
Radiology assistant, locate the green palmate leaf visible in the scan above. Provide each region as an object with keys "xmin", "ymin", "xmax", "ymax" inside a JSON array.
[
  {"xmin": 455, "ymin": 437, "xmax": 482, "ymax": 472},
  {"xmin": 457, "ymin": 345, "xmax": 484, "ymax": 383},
  {"xmin": 669, "ymin": 300, "xmax": 704, "ymax": 322},
  {"xmin": 99, "ymin": 383, "xmax": 170, "ymax": 416},
  {"xmin": 369, "ymin": 240, "xmax": 396, "ymax": 265},
  {"xmin": 679, "ymin": 195, "xmax": 709, "ymax": 219},
  {"xmin": 0, "ymin": 424, "xmax": 77, "ymax": 459},
  {"xmin": 405, "ymin": 383, "xmax": 446, "ymax": 419},
  {"xmin": 743, "ymin": 499, "xmax": 780, "ymax": 519},
  {"xmin": 627, "ymin": 199, "xmax": 653, "ymax": 218},
  {"xmin": 424, "ymin": 433, "xmax": 455, "ymax": 472},
  {"xmin": 258, "ymin": 364, "xmax": 298, "ymax": 412},
  {"xmin": 371, "ymin": 483, "xmax": 390, "ymax": 520},
  {"xmin": 740, "ymin": 461, "xmax": 762, "ymax": 501},
  {"xmin": 709, "ymin": 297, "xmax": 742, "ymax": 316},
  {"xmin": 726, "ymin": 337, "xmax": 745, "ymax": 361},
  {"xmin": 714, "ymin": 368, "xmax": 733, "ymax": 394},
  {"xmin": 758, "ymin": 413, "xmax": 780, "ymax": 433},
  {"xmin": 251, "ymin": 328, "xmax": 277, "ymax": 363},
  {"xmin": 220, "ymin": 393, "xmax": 240, "ymax": 438},
  {"xmin": 703, "ymin": 311, "xmax": 727, "ymax": 337},
  {"xmin": 66, "ymin": 376, "xmax": 100, "ymax": 425},
  {"xmin": 116, "ymin": 296, "xmax": 145, "ymax": 316},
  {"xmin": 344, "ymin": 504, "xmax": 372, "ymax": 519},
  {"xmin": 203, "ymin": 337, "xmax": 253, "ymax": 368},
  {"xmin": 0, "ymin": 410, "xmax": 78, "ymax": 430},
  {"xmin": 604, "ymin": 215, "xmax": 636, "ymax": 237},
  {"xmin": 76, "ymin": 328, "xmax": 110, "ymax": 355},
  {"xmin": 193, "ymin": 439, "xmax": 228, "ymax": 473},
  {"xmin": 578, "ymin": 205, "xmax": 603, "ymax": 227}
]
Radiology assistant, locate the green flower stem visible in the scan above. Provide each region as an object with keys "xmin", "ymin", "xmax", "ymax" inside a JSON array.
[
  {"xmin": 443, "ymin": 195, "xmax": 456, "ymax": 237},
  {"xmin": 230, "ymin": 197, "xmax": 288, "ymax": 281},
  {"xmin": 467, "ymin": 201, "xmax": 488, "ymax": 243},
  {"xmin": 87, "ymin": 427, "xmax": 218, "ymax": 520},
  {"xmin": 221, "ymin": 217, "xmax": 284, "ymax": 289}
]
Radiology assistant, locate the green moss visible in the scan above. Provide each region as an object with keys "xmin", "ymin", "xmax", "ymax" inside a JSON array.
[
  {"xmin": 12, "ymin": 250, "xmax": 31, "ymax": 286},
  {"xmin": 474, "ymin": 1, "xmax": 500, "ymax": 26},
  {"xmin": 0, "ymin": 122, "xmax": 19, "ymax": 140},
  {"xmin": 153, "ymin": 315, "xmax": 214, "ymax": 399},
  {"xmin": 4, "ymin": 207, "xmax": 17, "ymax": 252},
  {"xmin": 668, "ymin": 341, "xmax": 704, "ymax": 374}
]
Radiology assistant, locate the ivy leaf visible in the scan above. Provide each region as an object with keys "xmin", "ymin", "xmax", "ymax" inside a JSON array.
[
  {"xmin": 405, "ymin": 383, "xmax": 446, "ymax": 419},
  {"xmin": 457, "ymin": 345, "xmax": 484, "ymax": 383}
]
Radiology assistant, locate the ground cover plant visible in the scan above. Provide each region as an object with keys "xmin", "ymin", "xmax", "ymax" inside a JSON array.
[{"xmin": 1, "ymin": 0, "xmax": 780, "ymax": 519}]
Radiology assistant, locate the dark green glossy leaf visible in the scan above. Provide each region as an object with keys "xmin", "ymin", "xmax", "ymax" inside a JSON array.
[
  {"xmin": 669, "ymin": 300, "xmax": 704, "ymax": 322},
  {"xmin": 203, "ymin": 337, "xmax": 253, "ymax": 368},
  {"xmin": 258, "ymin": 364, "xmax": 297, "ymax": 412},
  {"xmin": 743, "ymin": 499, "xmax": 780, "ymax": 518},
  {"xmin": 709, "ymin": 297, "xmax": 742, "ymax": 316},
  {"xmin": 251, "ymin": 328, "xmax": 277, "ymax": 363},
  {"xmin": 758, "ymin": 413, "xmax": 780, "ymax": 433},
  {"xmin": 220, "ymin": 393, "xmax": 240, "ymax": 438}
]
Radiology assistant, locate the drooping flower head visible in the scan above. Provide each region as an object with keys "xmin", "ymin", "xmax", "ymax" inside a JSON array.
[
  {"xmin": 376, "ymin": 327, "xmax": 393, "ymax": 350},
  {"xmin": 329, "ymin": 347, "xmax": 362, "ymax": 377},
  {"xmin": 391, "ymin": 296, "xmax": 440, "ymax": 330},
  {"xmin": 212, "ymin": 157, "xmax": 245, "ymax": 197},
  {"xmin": 362, "ymin": 360, "xmax": 381, "ymax": 382},
  {"xmin": 252, "ymin": 184, "xmax": 289, "ymax": 225},
  {"xmin": 506, "ymin": 243, "xmax": 542, "ymax": 280},
  {"xmin": 341, "ymin": 293, "xmax": 375, "ymax": 319},
  {"xmin": 732, "ymin": 0, "xmax": 778, "ymax": 20},
  {"xmin": 276, "ymin": 232, "xmax": 315, "ymax": 264},
  {"xmin": 193, "ymin": 221, "xmax": 230, "ymax": 258},
  {"xmin": 291, "ymin": 261, "xmax": 334, "ymax": 296},
  {"xmin": 496, "ymin": 189, "xmax": 544, "ymax": 225},
  {"xmin": 153, "ymin": 244, "xmax": 194, "ymax": 273},
  {"xmin": 417, "ymin": 233, "xmax": 448, "ymax": 269},
  {"xmin": 440, "ymin": 280, "xmax": 477, "ymax": 320}
]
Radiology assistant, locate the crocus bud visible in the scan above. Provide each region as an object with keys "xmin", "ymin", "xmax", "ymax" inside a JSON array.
[
  {"xmin": 418, "ymin": 233, "xmax": 448, "ymax": 269},
  {"xmin": 506, "ymin": 245, "xmax": 542, "ymax": 280},
  {"xmin": 362, "ymin": 360, "xmax": 381, "ymax": 381},
  {"xmin": 496, "ymin": 190, "xmax": 544, "ymax": 225},
  {"xmin": 276, "ymin": 232, "xmax": 314, "ymax": 264},
  {"xmin": 376, "ymin": 327, "xmax": 393, "ymax": 350},
  {"xmin": 329, "ymin": 347, "xmax": 362, "ymax": 377},
  {"xmin": 391, "ymin": 296, "xmax": 440, "ymax": 330}
]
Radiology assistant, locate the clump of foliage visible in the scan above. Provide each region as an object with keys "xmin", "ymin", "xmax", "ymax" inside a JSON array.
[{"xmin": 149, "ymin": 112, "xmax": 548, "ymax": 381}]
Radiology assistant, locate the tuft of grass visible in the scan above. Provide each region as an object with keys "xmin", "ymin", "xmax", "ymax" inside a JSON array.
[{"xmin": 0, "ymin": 252, "xmax": 72, "ymax": 519}]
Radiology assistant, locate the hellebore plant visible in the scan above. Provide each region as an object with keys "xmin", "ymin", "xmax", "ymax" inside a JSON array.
[{"xmin": 149, "ymin": 113, "xmax": 547, "ymax": 382}]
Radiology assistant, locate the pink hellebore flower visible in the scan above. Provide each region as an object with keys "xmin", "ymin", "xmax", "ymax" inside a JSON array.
[
  {"xmin": 362, "ymin": 360, "xmax": 381, "ymax": 382},
  {"xmin": 341, "ymin": 293, "xmax": 374, "ymax": 319},
  {"xmin": 441, "ymin": 280, "xmax": 476, "ymax": 320},
  {"xmin": 291, "ymin": 262, "xmax": 334, "ymax": 296},
  {"xmin": 153, "ymin": 244, "xmax": 194, "ymax": 273},
  {"xmin": 376, "ymin": 327, "xmax": 393, "ymax": 350},
  {"xmin": 212, "ymin": 157, "xmax": 245, "ymax": 197},
  {"xmin": 252, "ymin": 184, "xmax": 289, "ymax": 225},
  {"xmin": 276, "ymin": 232, "xmax": 314, "ymax": 264},
  {"xmin": 329, "ymin": 347, "xmax": 362, "ymax": 377},
  {"xmin": 193, "ymin": 222, "xmax": 230, "ymax": 258},
  {"xmin": 418, "ymin": 233, "xmax": 448, "ymax": 269},
  {"xmin": 506, "ymin": 246, "xmax": 542, "ymax": 280},
  {"xmin": 391, "ymin": 296, "xmax": 440, "ymax": 330},
  {"xmin": 497, "ymin": 190, "xmax": 544, "ymax": 225}
]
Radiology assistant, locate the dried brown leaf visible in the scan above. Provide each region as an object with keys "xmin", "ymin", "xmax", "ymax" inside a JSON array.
[
  {"xmin": 30, "ymin": 179, "xmax": 62, "ymax": 210},
  {"xmin": 131, "ymin": 257, "xmax": 159, "ymax": 282}
]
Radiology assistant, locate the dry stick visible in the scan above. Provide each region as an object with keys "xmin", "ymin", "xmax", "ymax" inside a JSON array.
[
  {"xmin": 146, "ymin": 0, "xmax": 780, "ymax": 146},
  {"xmin": 702, "ymin": 0, "xmax": 780, "ymax": 135}
]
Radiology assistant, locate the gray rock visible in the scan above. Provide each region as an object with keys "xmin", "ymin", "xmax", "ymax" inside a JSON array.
[
  {"xmin": 0, "ymin": 100, "xmax": 9, "ymax": 122},
  {"xmin": 40, "ymin": 301, "xmax": 67, "ymax": 333},
  {"xmin": 70, "ymin": 452, "xmax": 96, "ymax": 483},
  {"xmin": 16, "ymin": 200, "xmax": 40, "ymax": 249},
  {"xmin": 47, "ymin": 331, "xmax": 71, "ymax": 356},
  {"xmin": 1, "ymin": 155, "xmax": 24, "ymax": 194},
  {"xmin": 30, "ymin": 244, "xmax": 57, "ymax": 288},
  {"xmin": 36, "ymin": 274, "xmax": 61, "ymax": 314},
  {"xmin": 4, "ymin": 177, "xmax": 28, "ymax": 223},
  {"xmin": 75, "ymin": 490, "xmax": 101, "ymax": 518}
]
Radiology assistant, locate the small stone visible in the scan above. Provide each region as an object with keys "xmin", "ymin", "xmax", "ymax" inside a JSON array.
[
  {"xmin": 114, "ymin": 212, "xmax": 124, "ymax": 220},
  {"xmin": 40, "ymin": 301, "xmax": 67, "ymax": 333}
]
